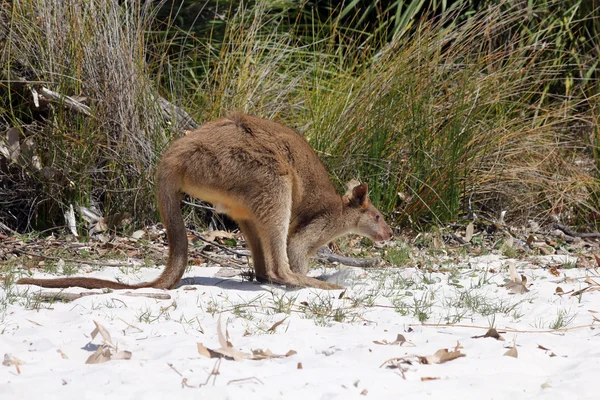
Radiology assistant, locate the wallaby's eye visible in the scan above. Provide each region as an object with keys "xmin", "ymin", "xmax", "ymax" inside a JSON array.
[{"xmin": 375, "ymin": 215, "xmax": 380, "ymax": 221}]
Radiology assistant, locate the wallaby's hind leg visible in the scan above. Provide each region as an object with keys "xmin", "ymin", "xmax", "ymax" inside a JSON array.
[
  {"xmin": 251, "ymin": 179, "xmax": 342, "ymax": 290},
  {"xmin": 238, "ymin": 221, "xmax": 267, "ymax": 280}
]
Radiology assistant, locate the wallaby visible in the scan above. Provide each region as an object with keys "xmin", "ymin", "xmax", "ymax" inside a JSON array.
[{"xmin": 17, "ymin": 113, "xmax": 393, "ymax": 291}]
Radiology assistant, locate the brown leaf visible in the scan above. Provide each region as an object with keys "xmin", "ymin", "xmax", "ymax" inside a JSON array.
[
  {"xmin": 526, "ymin": 234, "xmax": 534, "ymax": 247},
  {"xmin": 203, "ymin": 230, "xmax": 234, "ymax": 242},
  {"xmin": 504, "ymin": 346, "xmax": 518, "ymax": 358},
  {"xmin": 472, "ymin": 328, "xmax": 505, "ymax": 341},
  {"xmin": 549, "ymin": 267, "xmax": 560, "ymax": 277},
  {"xmin": 197, "ymin": 343, "xmax": 212, "ymax": 358},
  {"xmin": 268, "ymin": 317, "xmax": 288, "ymax": 333},
  {"xmin": 2, "ymin": 353, "xmax": 24, "ymax": 374},
  {"xmin": 297, "ymin": 362, "xmax": 303, "ymax": 369},
  {"xmin": 419, "ymin": 348, "xmax": 466, "ymax": 364},
  {"xmin": 594, "ymin": 254, "xmax": 600, "ymax": 268},
  {"xmin": 464, "ymin": 222, "xmax": 474, "ymax": 243},
  {"xmin": 537, "ymin": 344, "xmax": 550, "ymax": 351},
  {"xmin": 374, "ymin": 334, "xmax": 408, "ymax": 346},
  {"xmin": 285, "ymin": 350, "xmax": 298, "ymax": 357},
  {"xmin": 90, "ymin": 320, "xmax": 113, "ymax": 346},
  {"xmin": 555, "ymin": 286, "xmax": 564, "ymax": 294},
  {"xmin": 85, "ymin": 346, "xmax": 112, "ymax": 364},
  {"xmin": 421, "ymin": 377, "xmax": 440, "ymax": 381}
]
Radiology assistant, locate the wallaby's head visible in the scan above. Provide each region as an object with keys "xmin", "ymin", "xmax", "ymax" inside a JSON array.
[{"xmin": 342, "ymin": 180, "xmax": 393, "ymax": 242}]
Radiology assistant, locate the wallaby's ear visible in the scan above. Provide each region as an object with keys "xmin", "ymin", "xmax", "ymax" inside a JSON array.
[{"xmin": 344, "ymin": 179, "xmax": 369, "ymax": 207}]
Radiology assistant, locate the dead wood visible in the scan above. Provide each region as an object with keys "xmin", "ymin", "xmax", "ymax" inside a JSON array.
[
  {"xmin": 34, "ymin": 290, "xmax": 171, "ymax": 302},
  {"xmin": 316, "ymin": 248, "xmax": 380, "ymax": 268},
  {"xmin": 553, "ymin": 223, "xmax": 600, "ymax": 239}
]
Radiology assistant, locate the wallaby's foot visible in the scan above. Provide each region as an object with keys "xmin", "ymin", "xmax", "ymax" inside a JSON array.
[{"xmin": 259, "ymin": 272, "xmax": 343, "ymax": 290}]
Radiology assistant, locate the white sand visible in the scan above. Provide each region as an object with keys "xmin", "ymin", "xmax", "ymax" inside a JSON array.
[{"xmin": 2, "ymin": 254, "xmax": 599, "ymax": 399}]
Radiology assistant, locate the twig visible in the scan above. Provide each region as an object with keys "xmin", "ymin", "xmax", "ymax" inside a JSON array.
[
  {"xmin": 316, "ymin": 248, "xmax": 380, "ymax": 268},
  {"xmin": 553, "ymin": 223, "xmax": 600, "ymax": 239},
  {"xmin": 190, "ymin": 229, "xmax": 250, "ymax": 258},
  {"xmin": 122, "ymin": 291, "xmax": 171, "ymax": 300},
  {"xmin": 38, "ymin": 87, "xmax": 93, "ymax": 116},
  {"xmin": 34, "ymin": 291, "xmax": 102, "ymax": 302},
  {"xmin": 157, "ymin": 96, "xmax": 199, "ymax": 131},
  {"xmin": 117, "ymin": 317, "xmax": 143, "ymax": 333},
  {"xmin": 410, "ymin": 322, "xmax": 597, "ymax": 333},
  {"xmin": 227, "ymin": 377, "xmax": 264, "ymax": 386},
  {"xmin": 14, "ymin": 249, "xmax": 138, "ymax": 267},
  {"xmin": 34, "ymin": 291, "xmax": 171, "ymax": 302}
]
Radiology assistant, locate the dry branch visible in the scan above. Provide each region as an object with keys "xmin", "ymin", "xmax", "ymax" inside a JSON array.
[
  {"xmin": 157, "ymin": 96, "xmax": 199, "ymax": 131},
  {"xmin": 553, "ymin": 223, "xmax": 600, "ymax": 239},
  {"xmin": 38, "ymin": 87, "xmax": 93, "ymax": 116},
  {"xmin": 316, "ymin": 248, "xmax": 379, "ymax": 268}
]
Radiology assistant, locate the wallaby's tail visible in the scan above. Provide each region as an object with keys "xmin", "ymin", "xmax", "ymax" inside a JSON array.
[{"xmin": 17, "ymin": 159, "xmax": 188, "ymax": 290}]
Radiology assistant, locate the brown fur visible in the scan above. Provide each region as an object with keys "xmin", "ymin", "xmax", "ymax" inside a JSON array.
[{"xmin": 17, "ymin": 113, "xmax": 393, "ymax": 290}]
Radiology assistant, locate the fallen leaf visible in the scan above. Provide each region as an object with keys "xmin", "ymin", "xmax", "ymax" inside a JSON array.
[
  {"xmin": 90, "ymin": 320, "xmax": 113, "ymax": 346},
  {"xmin": 505, "ymin": 264, "xmax": 530, "ymax": 294},
  {"xmin": 85, "ymin": 346, "xmax": 112, "ymax": 364},
  {"xmin": 421, "ymin": 377, "xmax": 440, "ymax": 381},
  {"xmin": 549, "ymin": 267, "xmax": 560, "ymax": 277},
  {"xmin": 555, "ymin": 286, "xmax": 564, "ymax": 294},
  {"xmin": 419, "ymin": 348, "xmax": 466, "ymax": 364},
  {"xmin": 131, "ymin": 230, "xmax": 145, "ymax": 239},
  {"xmin": 197, "ymin": 343, "xmax": 212, "ymax": 358},
  {"xmin": 472, "ymin": 328, "xmax": 504, "ymax": 341},
  {"xmin": 2, "ymin": 353, "xmax": 23, "ymax": 374},
  {"xmin": 203, "ymin": 230, "xmax": 235, "ymax": 242},
  {"xmin": 268, "ymin": 317, "xmax": 288, "ymax": 333},
  {"xmin": 504, "ymin": 346, "xmax": 518, "ymax": 358},
  {"xmin": 374, "ymin": 334, "xmax": 409, "ymax": 346},
  {"xmin": 297, "ymin": 362, "xmax": 303, "ymax": 369},
  {"xmin": 464, "ymin": 222, "xmax": 474, "ymax": 243}
]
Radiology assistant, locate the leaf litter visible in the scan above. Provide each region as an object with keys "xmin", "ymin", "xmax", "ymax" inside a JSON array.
[{"xmin": 197, "ymin": 316, "xmax": 297, "ymax": 361}]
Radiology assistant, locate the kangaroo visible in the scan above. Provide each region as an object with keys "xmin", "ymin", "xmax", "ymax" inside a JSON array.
[{"xmin": 17, "ymin": 113, "xmax": 393, "ymax": 290}]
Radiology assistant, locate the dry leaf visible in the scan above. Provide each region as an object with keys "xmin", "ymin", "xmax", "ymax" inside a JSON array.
[
  {"xmin": 203, "ymin": 230, "xmax": 235, "ymax": 242},
  {"xmin": 268, "ymin": 317, "xmax": 288, "ymax": 333},
  {"xmin": 297, "ymin": 362, "xmax": 303, "ymax": 369},
  {"xmin": 505, "ymin": 264, "xmax": 530, "ymax": 294},
  {"xmin": 91, "ymin": 320, "xmax": 113, "ymax": 346},
  {"xmin": 419, "ymin": 348, "xmax": 466, "ymax": 364},
  {"xmin": 472, "ymin": 328, "xmax": 505, "ymax": 341},
  {"xmin": 549, "ymin": 267, "xmax": 560, "ymax": 277},
  {"xmin": 421, "ymin": 377, "xmax": 440, "ymax": 381},
  {"xmin": 504, "ymin": 346, "xmax": 518, "ymax": 358},
  {"xmin": 555, "ymin": 287, "xmax": 564, "ymax": 294},
  {"xmin": 537, "ymin": 344, "xmax": 550, "ymax": 351},
  {"xmin": 85, "ymin": 346, "xmax": 112, "ymax": 364},
  {"xmin": 131, "ymin": 230, "xmax": 145, "ymax": 240},
  {"xmin": 197, "ymin": 343, "xmax": 211, "ymax": 358},
  {"xmin": 2, "ymin": 353, "xmax": 23, "ymax": 374},
  {"xmin": 57, "ymin": 349, "xmax": 69, "ymax": 359},
  {"xmin": 465, "ymin": 222, "xmax": 474, "ymax": 243},
  {"xmin": 374, "ymin": 334, "xmax": 408, "ymax": 346}
]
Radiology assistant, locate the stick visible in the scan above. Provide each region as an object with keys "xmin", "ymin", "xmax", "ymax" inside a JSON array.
[
  {"xmin": 157, "ymin": 96, "xmax": 199, "ymax": 131},
  {"xmin": 316, "ymin": 248, "xmax": 380, "ymax": 268},
  {"xmin": 553, "ymin": 223, "xmax": 600, "ymax": 239},
  {"xmin": 14, "ymin": 249, "xmax": 138, "ymax": 267},
  {"xmin": 38, "ymin": 87, "xmax": 93, "ymax": 116}
]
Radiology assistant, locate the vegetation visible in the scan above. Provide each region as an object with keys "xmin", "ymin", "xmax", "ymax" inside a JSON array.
[{"xmin": 0, "ymin": 0, "xmax": 598, "ymax": 233}]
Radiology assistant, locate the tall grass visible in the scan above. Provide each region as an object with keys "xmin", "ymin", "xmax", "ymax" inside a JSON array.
[
  {"xmin": 1, "ymin": 0, "xmax": 171, "ymax": 230},
  {"xmin": 1, "ymin": 0, "xmax": 598, "ymax": 232}
]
